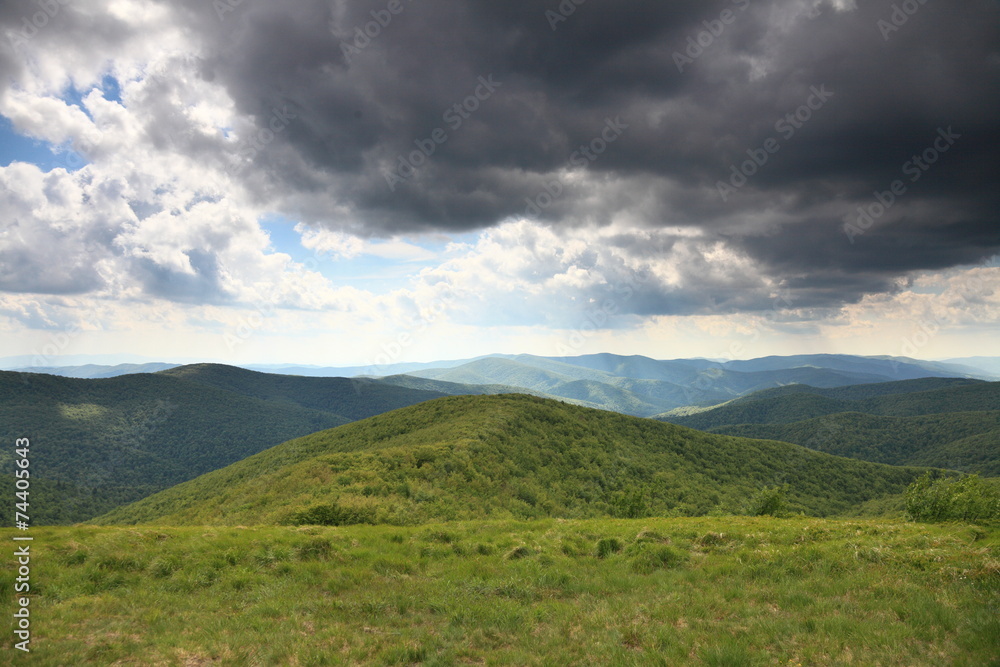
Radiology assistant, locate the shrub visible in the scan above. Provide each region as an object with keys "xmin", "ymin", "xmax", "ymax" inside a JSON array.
[
  {"xmin": 288, "ymin": 503, "xmax": 376, "ymax": 526},
  {"xmin": 746, "ymin": 485, "xmax": 790, "ymax": 517},
  {"xmin": 904, "ymin": 474, "xmax": 1000, "ymax": 523},
  {"xmin": 149, "ymin": 556, "xmax": 181, "ymax": 578},
  {"xmin": 610, "ymin": 487, "xmax": 648, "ymax": 519},
  {"xmin": 697, "ymin": 531, "xmax": 731, "ymax": 548},
  {"xmin": 372, "ymin": 558, "xmax": 414, "ymax": 576},
  {"xmin": 423, "ymin": 530, "xmax": 457, "ymax": 544}
]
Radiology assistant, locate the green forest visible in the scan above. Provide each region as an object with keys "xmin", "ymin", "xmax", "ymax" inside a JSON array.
[{"xmin": 0, "ymin": 368, "xmax": 446, "ymax": 522}]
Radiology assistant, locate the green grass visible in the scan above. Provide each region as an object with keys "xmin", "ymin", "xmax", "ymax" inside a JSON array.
[{"xmin": 2, "ymin": 517, "xmax": 997, "ymax": 665}]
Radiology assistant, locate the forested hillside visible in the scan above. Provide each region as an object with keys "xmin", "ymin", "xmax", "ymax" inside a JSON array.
[
  {"xmin": 0, "ymin": 368, "xmax": 447, "ymax": 523},
  {"xmin": 661, "ymin": 380, "xmax": 999, "ymax": 429},
  {"xmin": 659, "ymin": 380, "xmax": 1000, "ymax": 476},
  {"xmin": 96, "ymin": 394, "xmax": 933, "ymax": 526}
]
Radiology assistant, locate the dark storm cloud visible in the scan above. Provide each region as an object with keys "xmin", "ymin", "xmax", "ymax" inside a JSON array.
[
  {"xmin": 4, "ymin": 0, "xmax": 998, "ymax": 314},
  {"xmin": 177, "ymin": 0, "xmax": 999, "ymax": 240}
]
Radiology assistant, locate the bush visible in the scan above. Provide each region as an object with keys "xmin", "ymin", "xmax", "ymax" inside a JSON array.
[
  {"xmin": 904, "ymin": 474, "xmax": 1000, "ymax": 523},
  {"xmin": 287, "ymin": 503, "xmax": 376, "ymax": 526},
  {"xmin": 610, "ymin": 487, "xmax": 648, "ymax": 519},
  {"xmin": 746, "ymin": 485, "xmax": 790, "ymax": 517}
]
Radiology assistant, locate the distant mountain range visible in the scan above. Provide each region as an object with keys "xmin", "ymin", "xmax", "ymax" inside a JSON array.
[
  {"xmin": 11, "ymin": 351, "xmax": 999, "ymax": 378},
  {"xmin": 396, "ymin": 353, "xmax": 999, "ymax": 416},
  {"xmin": 9, "ymin": 362, "xmax": 182, "ymax": 378},
  {"xmin": 943, "ymin": 357, "xmax": 1000, "ymax": 376},
  {"xmin": 12, "ymin": 353, "xmax": 998, "ymax": 419},
  {"xmin": 658, "ymin": 378, "xmax": 1000, "ymax": 476}
]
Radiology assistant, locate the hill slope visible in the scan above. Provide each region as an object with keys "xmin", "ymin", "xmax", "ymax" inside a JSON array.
[
  {"xmin": 0, "ymin": 367, "xmax": 448, "ymax": 523},
  {"xmin": 95, "ymin": 394, "xmax": 932, "ymax": 526},
  {"xmin": 715, "ymin": 353, "xmax": 993, "ymax": 379},
  {"xmin": 718, "ymin": 412, "xmax": 1000, "ymax": 477},
  {"xmin": 718, "ymin": 376, "xmax": 983, "ymax": 404},
  {"xmin": 661, "ymin": 380, "xmax": 999, "ymax": 430},
  {"xmin": 659, "ymin": 380, "xmax": 1000, "ymax": 476},
  {"xmin": 157, "ymin": 363, "xmax": 449, "ymax": 421}
]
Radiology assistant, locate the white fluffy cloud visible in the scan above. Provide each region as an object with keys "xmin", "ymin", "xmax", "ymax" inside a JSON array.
[
  {"xmin": 404, "ymin": 219, "xmax": 785, "ymax": 328},
  {"xmin": 296, "ymin": 224, "xmax": 436, "ymax": 262}
]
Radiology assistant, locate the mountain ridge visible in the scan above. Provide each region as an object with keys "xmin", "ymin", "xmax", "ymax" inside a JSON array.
[
  {"xmin": 94, "ymin": 393, "xmax": 935, "ymax": 527},
  {"xmin": 657, "ymin": 378, "xmax": 1000, "ymax": 476}
]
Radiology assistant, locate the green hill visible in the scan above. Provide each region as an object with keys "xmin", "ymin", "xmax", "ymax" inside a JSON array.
[
  {"xmin": 716, "ymin": 412, "xmax": 1000, "ymax": 477},
  {"xmin": 370, "ymin": 374, "xmax": 560, "ymax": 401},
  {"xmin": 861, "ymin": 382, "xmax": 1000, "ymax": 416},
  {"xmin": 719, "ymin": 377, "xmax": 983, "ymax": 404},
  {"xmin": 95, "ymin": 394, "xmax": 932, "ymax": 527},
  {"xmin": 0, "ymin": 367, "xmax": 447, "ymax": 523},
  {"xmin": 661, "ymin": 380, "xmax": 1000, "ymax": 429},
  {"xmin": 157, "ymin": 363, "xmax": 448, "ymax": 420},
  {"xmin": 661, "ymin": 393, "xmax": 856, "ymax": 429},
  {"xmin": 917, "ymin": 430, "xmax": 1000, "ymax": 474},
  {"xmin": 411, "ymin": 357, "xmax": 591, "ymax": 391},
  {"xmin": 658, "ymin": 380, "xmax": 1000, "ymax": 476},
  {"xmin": 544, "ymin": 379, "xmax": 668, "ymax": 416}
]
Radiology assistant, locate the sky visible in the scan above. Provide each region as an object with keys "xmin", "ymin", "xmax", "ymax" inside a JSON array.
[{"xmin": 0, "ymin": 0, "xmax": 998, "ymax": 368}]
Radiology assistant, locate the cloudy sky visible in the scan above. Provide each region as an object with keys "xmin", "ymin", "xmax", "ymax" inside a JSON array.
[{"xmin": 0, "ymin": 0, "xmax": 998, "ymax": 367}]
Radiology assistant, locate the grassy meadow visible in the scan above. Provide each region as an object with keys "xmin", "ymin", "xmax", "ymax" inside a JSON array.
[{"xmin": 2, "ymin": 516, "xmax": 998, "ymax": 665}]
